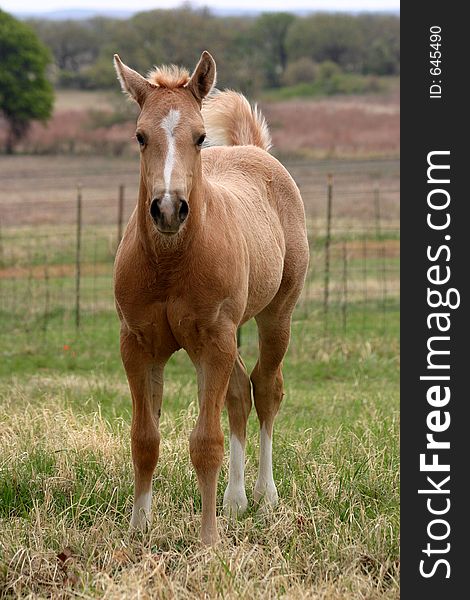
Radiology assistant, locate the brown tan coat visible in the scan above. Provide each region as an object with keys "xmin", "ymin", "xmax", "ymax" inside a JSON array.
[{"xmin": 113, "ymin": 52, "xmax": 309, "ymax": 545}]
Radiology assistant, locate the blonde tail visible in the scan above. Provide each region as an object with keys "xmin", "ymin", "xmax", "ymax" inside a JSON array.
[{"xmin": 201, "ymin": 90, "xmax": 272, "ymax": 152}]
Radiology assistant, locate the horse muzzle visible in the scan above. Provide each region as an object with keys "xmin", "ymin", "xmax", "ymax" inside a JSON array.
[{"xmin": 150, "ymin": 194, "xmax": 189, "ymax": 235}]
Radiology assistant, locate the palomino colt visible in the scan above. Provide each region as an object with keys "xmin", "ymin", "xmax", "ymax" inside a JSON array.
[{"xmin": 113, "ymin": 51, "xmax": 309, "ymax": 545}]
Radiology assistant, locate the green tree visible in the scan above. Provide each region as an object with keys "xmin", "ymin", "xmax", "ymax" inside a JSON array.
[
  {"xmin": 359, "ymin": 15, "xmax": 400, "ymax": 75},
  {"xmin": 0, "ymin": 10, "xmax": 54, "ymax": 153},
  {"xmin": 28, "ymin": 17, "xmax": 105, "ymax": 87},
  {"xmin": 87, "ymin": 7, "xmax": 260, "ymax": 94},
  {"xmin": 286, "ymin": 13, "xmax": 363, "ymax": 72},
  {"xmin": 250, "ymin": 13, "xmax": 296, "ymax": 88}
]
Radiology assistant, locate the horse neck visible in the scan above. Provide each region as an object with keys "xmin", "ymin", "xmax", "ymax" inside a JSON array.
[{"xmin": 135, "ymin": 167, "xmax": 206, "ymax": 260}]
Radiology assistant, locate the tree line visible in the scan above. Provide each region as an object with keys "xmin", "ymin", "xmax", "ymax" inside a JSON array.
[
  {"xmin": 1, "ymin": 10, "xmax": 53, "ymax": 153},
  {"xmin": 27, "ymin": 7, "xmax": 399, "ymax": 95},
  {"xmin": 1, "ymin": 7, "xmax": 399, "ymax": 153}
]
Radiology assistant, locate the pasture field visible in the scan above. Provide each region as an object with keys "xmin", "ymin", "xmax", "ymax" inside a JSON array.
[
  {"xmin": 0, "ymin": 155, "xmax": 399, "ymax": 598},
  {"xmin": 0, "ymin": 87, "xmax": 399, "ymax": 159},
  {"xmin": 0, "ymin": 303, "xmax": 399, "ymax": 599}
]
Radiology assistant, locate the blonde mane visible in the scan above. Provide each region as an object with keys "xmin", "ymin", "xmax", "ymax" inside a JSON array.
[{"xmin": 147, "ymin": 65, "xmax": 190, "ymax": 89}]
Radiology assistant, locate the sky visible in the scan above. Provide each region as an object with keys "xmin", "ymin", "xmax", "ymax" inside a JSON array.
[{"xmin": 2, "ymin": 0, "xmax": 400, "ymax": 14}]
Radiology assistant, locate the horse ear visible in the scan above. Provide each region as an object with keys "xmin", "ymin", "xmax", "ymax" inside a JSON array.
[
  {"xmin": 113, "ymin": 54, "xmax": 153, "ymax": 107},
  {"xmin": 187, "ymin": 51, "xmax": 217, "ymax": 103}
]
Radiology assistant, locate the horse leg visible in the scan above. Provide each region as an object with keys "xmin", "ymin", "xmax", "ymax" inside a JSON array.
[
  {"xmin": 223, "ymin": 353, "xmax": 252, "ymax": 516},
  {"xmin": 251, "ymin": 310, "xmax": 292, "ymax": 510},
  {"xmin": 189, "ymin": 324, "xmax": 237, "ymax": 545},
  {"xmin": 120, "ymin": 327, "xmax": 167, "ymax": 531}
]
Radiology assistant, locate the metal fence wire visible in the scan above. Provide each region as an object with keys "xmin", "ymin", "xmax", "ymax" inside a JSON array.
[{"xmin": 0, "ymin": 158, "xmax": 400, "ymax": 355}]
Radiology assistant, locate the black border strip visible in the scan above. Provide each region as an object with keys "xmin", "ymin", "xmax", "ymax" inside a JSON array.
[{"xmin": 401, "ymin": 4, "xmax": 467, "ymax": 597}]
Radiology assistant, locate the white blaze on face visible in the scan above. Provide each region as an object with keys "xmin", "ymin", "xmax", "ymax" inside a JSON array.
[{"xmin": 158, "ymin": 109, "xmax": 181, "ymax": 219}]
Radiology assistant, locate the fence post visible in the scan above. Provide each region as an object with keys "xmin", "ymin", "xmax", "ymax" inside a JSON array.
[
  {"xmin": 375, "ymin": 184, "xmax": 388, "ymax": 330},
  {"xmin": 374, "ymin": 184, "xmax": 381, "ymax": 238},
  {"xmin": 323, "ymin": 174, "xmax": 333, "ymax": 333},
  {"xmin": 75, "ymin": 184, "xmax": 82, "ymax": 330},
  {"xmin": 0, "ymin": 219, "xmax": 4, "ymax": 269},
  {"xmin": 26, "ymin": 238, "xmax": 33, "ymax": 333},
  {"xmin": 117, "ymin": 184, "xmax": 125, "ymax": 250},
  {"xmin": 361, "ymin": 233, "xmax": 368, "ymax": 333},
  {"xmin": 342, "ymin": 241, "xmax": 348, "ymax": 332},
  {"xmin": 0, "ymin": 220, "xmax": 3, "ymax": 314},
  {"xmin": 43, "ymin": 258, "xmax": 50, "ymax": 335}
]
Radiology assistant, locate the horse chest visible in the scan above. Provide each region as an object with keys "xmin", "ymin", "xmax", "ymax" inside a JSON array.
[{"xmin": 117, "ymin": 275, "xmax": 225, "ymax": 357}]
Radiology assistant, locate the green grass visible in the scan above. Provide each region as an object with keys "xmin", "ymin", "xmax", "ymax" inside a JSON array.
[
  {"xmin": 0, "ymin": 226, "xmax": 117, "ymax": 268},
  {"xmin": 0, "ymin": 296, "xmax": 399, "ymax": 598},
  {"xmin": 261, "ymin": 75, "xmax": 398, "ymax": 102},
  {"xmin": 1, "ymin": 224, "xmax": 399, "ymax": 364},
  {"xmin": 0, "ymin": 220, "xmax": 399, "ymax": 597}
]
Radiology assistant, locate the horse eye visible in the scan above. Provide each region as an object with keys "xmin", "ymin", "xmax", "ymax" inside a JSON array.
[
  {"xmin": 196, "ymin": 134, "xmax": 206, "ymax": 147},
  {"xmin": 136, "ymin": 132, "xmax": 145, "ymax": 147}
]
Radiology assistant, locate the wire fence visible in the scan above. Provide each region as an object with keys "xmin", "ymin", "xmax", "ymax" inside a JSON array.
[{"xmin": 0, "ymin": 158, "xmax": 399, "ymax": 356}]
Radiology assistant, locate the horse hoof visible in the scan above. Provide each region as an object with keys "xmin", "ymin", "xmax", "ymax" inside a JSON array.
[
  {"xmin": 223, "ymin": 486, "xmax": 248, "ymax": 518},
  {"xmin": 201, "ymin": 529, "xmax": 220, "ymax": 546},
  {"xmin": 254, "ymin": 481, "xmax": 279, "ymax": 513},
  {"xmin": 129, "ymin": 510, "xmax": 151, "ymax": 533}
]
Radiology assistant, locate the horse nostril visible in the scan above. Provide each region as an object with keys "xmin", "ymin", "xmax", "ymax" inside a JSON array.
[
  {"xmin": 150, "ymin": 198, "xmax": 161, "ymax": 222},
  {"xmin": 179, "ymin": 199, "xmax": 189, "ymax": 222}
]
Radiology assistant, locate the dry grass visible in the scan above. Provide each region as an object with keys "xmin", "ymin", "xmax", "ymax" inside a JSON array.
[
  {"xmin": 0, "ymin": 99, "xmax": 400, "ymax": 597},
  {"xmin": 22, "ymin": 111, "xmax": 136, "ymax": 157},
  {"xmin": 0, "ymin": 155, "xmax": 399, "ymax": 228},
  {"xmin": 0, "ymin": 88, "xmax": 399, "ymax": 160},
  {"xmin": 0, "ymin": 367, "xmax": 399, "ymax": 599},
  {"xmin": 0, "ymin": 232, "xmax": 400, "ymax": 595},
  {"xmin": 53, "ymin": 91, "xmax": 120, "ymax": 112},
  {"xmin": 263, "ymin": 90, "xmax": 399, "ymax": 159}
]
